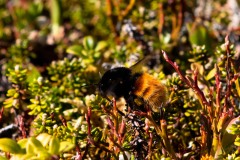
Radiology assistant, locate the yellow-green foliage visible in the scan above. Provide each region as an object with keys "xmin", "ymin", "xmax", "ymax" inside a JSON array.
[{"xmin": 0, "ymin": 0, "xmax": 239, "ymax": 159}]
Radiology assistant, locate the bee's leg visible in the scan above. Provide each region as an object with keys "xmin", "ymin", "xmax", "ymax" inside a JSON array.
[
  {"xmin": 117, "ymin": 109, "xmax": 125, "ymax": 116},
  {"xmin": 125, "ymin": 95, "xmax": 136, "ymax": 111},
  {"xmin": 158, "ymin": 103, "xmax": 167, "ymax": 120}
]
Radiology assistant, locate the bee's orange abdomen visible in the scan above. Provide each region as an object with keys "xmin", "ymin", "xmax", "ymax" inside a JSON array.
[{"xmin": 133, "ymin": 73, "xmax": 168, "ymax": 112}]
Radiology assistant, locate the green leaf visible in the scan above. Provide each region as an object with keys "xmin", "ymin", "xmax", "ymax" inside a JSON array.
[
  {"xmin": 221, "ymin": 116, "xmax": 240, "ymax": 152},
  {"xmin": 159, "ymin": 33, "xmax": 171, "ymax": 45},
  {"xmin": 38, "ymin": 150, "xmax": 51, "ymax": 159},
  {"xmin": 36, "ymin": 133, "xmax": 52, "ymax": 147},
  {"xmin": 66, "ymin": 45, "xmax": 83, "ymax": 56},
  {"xmin": 26, "ymin": 64, "xmax": 41, "ymax": 83},
  {"xmin": 226, "ymin": 116, "xmax": 240, "ymax": 135},
  {"xmin": 67, "ymin": 122, "xmax": 74, "ymax": 131},
  {"xmin": 59, "ymin": 141, "xmax": 75, "ymax": 153},
  {"xmin": 51, "ymin": 0, "xmax": 61, "ymax": 35},
  {"xmin": 206, "ymin": 67, "xmax": 216, "ymax": 80},
  {"xmin": 27, "ymin": 104, "xmax": 38, "ymax": 110},
  {"xmin": 235, "ymin": 157, "xmax": 240, "ymax": 160},
  {"xmin": 6, "ymin": 89, "xmax": 16, "ymax": 97},
  {"xmin": 0, "ymin": 138, "xmax": 24, "ymax": 154},
  {"xmin": 186, "ymin": 23, "xmax": 211, "ymax": 50},
  {"xmin": 95, "ymin": 41, "xmax": 107, "ymax": 52},
  {"xmin": 28, "ymin": 3, "xmax": 43, "ymax": 17},
  {"xmin": 18, "ymin": 138, "xmax": 28, "ymax": 149},
  {"xmin": 3, "ymin": 97, "xmax": 14, "ymax": 108},
  {"xmin": 234, "ymin": 137, "xmax": 240, "ymax": 146},
  {"xmin": 49, "ymin": 136, "xmax": 60, "ymax": 154},
  {"xmin": 0, "ymin": 156, "xmax": 8, "ymax": 160},
  {"xmin": 26, "ymin": 137, "xmax": 45, "ymax": 154},
  {"xmin": 12, "ymin": 154, "xmax": 34, "ymax": 160},
  {"xmin": 83, "ymin": 36, "xmax": 94, "ymax": 50},
  {"xmin": 81, "ymin": 50, "xmax": 88, "ymax": 57}
]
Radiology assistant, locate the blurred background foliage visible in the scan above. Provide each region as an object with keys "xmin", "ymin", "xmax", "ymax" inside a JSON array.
[{"xmin": 0, "ymin": 0, "xmax": 239, "ymax": 159}]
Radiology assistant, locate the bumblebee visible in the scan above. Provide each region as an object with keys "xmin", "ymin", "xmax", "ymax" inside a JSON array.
[{"xmin": 98, "ymin": 60, "xmax": 168, "ymax": 112}]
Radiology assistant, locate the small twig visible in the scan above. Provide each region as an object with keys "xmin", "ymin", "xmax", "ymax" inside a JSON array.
[
  {"xmin": 81, "ymin": 142, "xmax": 89, "ymax": 160},
  {"xmin": 193, "ymin": 69, "xmax": 211, "ymax": 107},
  {"xmin": 106, "ymin": 117, "xmax": 115, "ymax": 137},
  {"xmin": 121, "ymin": 0, "xmax": 135, "ymax": 18},
  {"xmin": 75, "ymin": 143, "xmax": 82, "ymax": 160},
  {"xmin": 133, "ymin": 110, "xmax": 177, "ymax": 159},
  {"xmin": 101, "ymin": 104, "xmax": 112, "ymax": 116},
  {"xmin": 223, "ymin": 35, "xmax": 231, "ymax": 111},
  {"xmin": 200, "ymin": 125, "xmax": 207, "ymax": 156},
  {"xmin": 106, "ymin": 117, "xmax": 128, "ymax": 159},
  {"xmin": 112, "ymin": 98, "xmax": 120, "ymax": 148},
  {"xmin": 0, "ymin": 107, "xmax": 4, "ymax": 122},
  {"xmin": 88, "ymin": 137, "xmax": 113, "ymax": 154},
  {"xmin": 18, "ymin": 115, "xmax": 26, "ymax": 138},
  {"xmin": 85, "ymin": 107, "xmax": 114, "ymax": 156},
  {"xmin": 162, "ymin": 50, "xmax": 191, "ymax": 86},
  {"xmin": 86, "ymin": 107, "xmax": 91, "ymax": 136},
  {"xmin": 200, "ymin": 114, "xmax": 212, "ymax": 154},
  {"xmin": 146, "ymin": 132, "xmax": 153, "ymax": 160},
  {"xmin": 5, "ymin": 152, "xmax": 10, "ymax": 159},
  {"xmin": 171, "ymin": 0, "xmax": 183, "ymax": 42},
  {"xmin": 59, "ymin": 114, "xmax": 67, "ymax": 127},
  {"xmin": 158, "ymin": 3, "xmax": 164, "ymax": 35},
  {"xmin": 215, "ymin": 64, "xmax": 222, "ymax": 118},
  {"xmin": 118, "ymin": 119, "xmax": 126, "ymax": 144},
  {"xmin": 106, "ymin": 0, "xmax": 117, "ymax": 36}
]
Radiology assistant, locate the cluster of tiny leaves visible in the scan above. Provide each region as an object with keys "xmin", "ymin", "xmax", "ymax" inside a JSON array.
[
  {"xmin": 4, "ymin": 65, "xmax": 28, "ymax": 109},
  {"xmin": 0, "ymin": 0, "xmax": 239, "ymax": 159}
]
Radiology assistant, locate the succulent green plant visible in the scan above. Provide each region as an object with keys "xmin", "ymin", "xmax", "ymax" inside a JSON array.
[
  {"xmin": 0, "ymin": 133, "xmax": 74, "ymax": 160},
  {"xmin": 0, "ymin": 0, "xmax": 240, "ymax": 159}
]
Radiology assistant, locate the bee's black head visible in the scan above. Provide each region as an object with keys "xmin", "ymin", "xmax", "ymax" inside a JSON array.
[{"xmin": 98, "ymin": 67, "xmax": 133, "ymax": 100}]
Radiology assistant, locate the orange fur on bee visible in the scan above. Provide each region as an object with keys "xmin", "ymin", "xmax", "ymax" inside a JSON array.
[{"xmin": 133, "ymin": 73, "xmax": 168, "ymax": 111}]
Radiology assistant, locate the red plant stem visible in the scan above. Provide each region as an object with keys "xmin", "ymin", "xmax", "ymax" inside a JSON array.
[
  {"xmin": 85, "ymin": 107, "xmax": 113, "ymax": 155},
  {"xmin": 101, "ymin": 104, "xmax": 114, "ymax": 117},
  {"xmin": 224, "ymin": 35, "xmax": 232, "ymax": 111},
  {"xmin": 162, "ymin": 50, "xmax": 191, "ymax": 86},
  {"xmin": 133, "ymin": 110, "xmax": 148, "ymax": 117},
  {"xmin": 75, "ymin": 143, "xmax": 82, "ymax": 160},
  {"xmin": 86, "ymin": 107, "xmax": 91, "ymax": 136},
  {"xmin": 231, "ymin": 74, "xmax": 240, "ymax": 84},
  {"xmin": 106, "ymin": 117, "xmax": 115, "ymax": 138},
  {"xmin": 162, "ymin": 50, "xmax": 210, "ymax": 108},
  {"xmin": 193, "ymin": 69, "xmax": 211, "ymax": 107},
  {"xmin": 121, "ymin": 0, "xmax": 135, "ymax": 18},
  {"xmin": 134, "ymin": 110, "xmax": 177, "ymax": 159},
  {"xmin": 171, "ymin": 0, "xmax": 183, "ymax": 41},
  {"xmin": 0, "ymin": 107, "xmax": 4, "ymax": 122},
  {"xmin": 158, "ymin": 3, "xmax": 164, "ymax": 35},
  {"xmin": 200, "ymin": 125, "xmax": 207, "ymax": 155},
  {"xmin": 88, "ymin": 137, "xmax": 112, "ymax": 153},
  {"xmin": 112, "ymin": 98, "xmax": 120, "ymax": 152},
  {"xmin": 105, "ymin": 100, "xmax": 119, "ymax": 139},
  {"xmin": 118, "ymin": 119, "xmax": 126, "ymax": 144},
  {"xmin": 106, "ymin": 0, "xmax": 117, "ymax": 38},
  {"xmin": 5, "ymin": 152, "xmax": 10, "ymax": 159},
  {"xmin": 18, "ymin": 115, "xmax": 26, "ymax": 138},
  {"xmin": 160, "ymin": 119, "xmax": 177, "ymax": 159},
  {"xmin": 59, "ymin": 114, "xmax": 67, "ymax": 127},
  {"xmin": 147, "ymin": 132, "xmax": 153, "ymax": 160},
  {"xmin": 215, "ymin": 64, "xmax": 221, "ymax": 117},
  {"xmin": 81, "ymin": 142, "xmax": 89, "ymax": 160}
]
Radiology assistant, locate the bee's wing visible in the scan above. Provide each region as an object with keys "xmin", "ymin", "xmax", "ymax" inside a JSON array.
[{"xmin": 130, "ymin": 54, "xmax": 154, "ymax": 74}]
